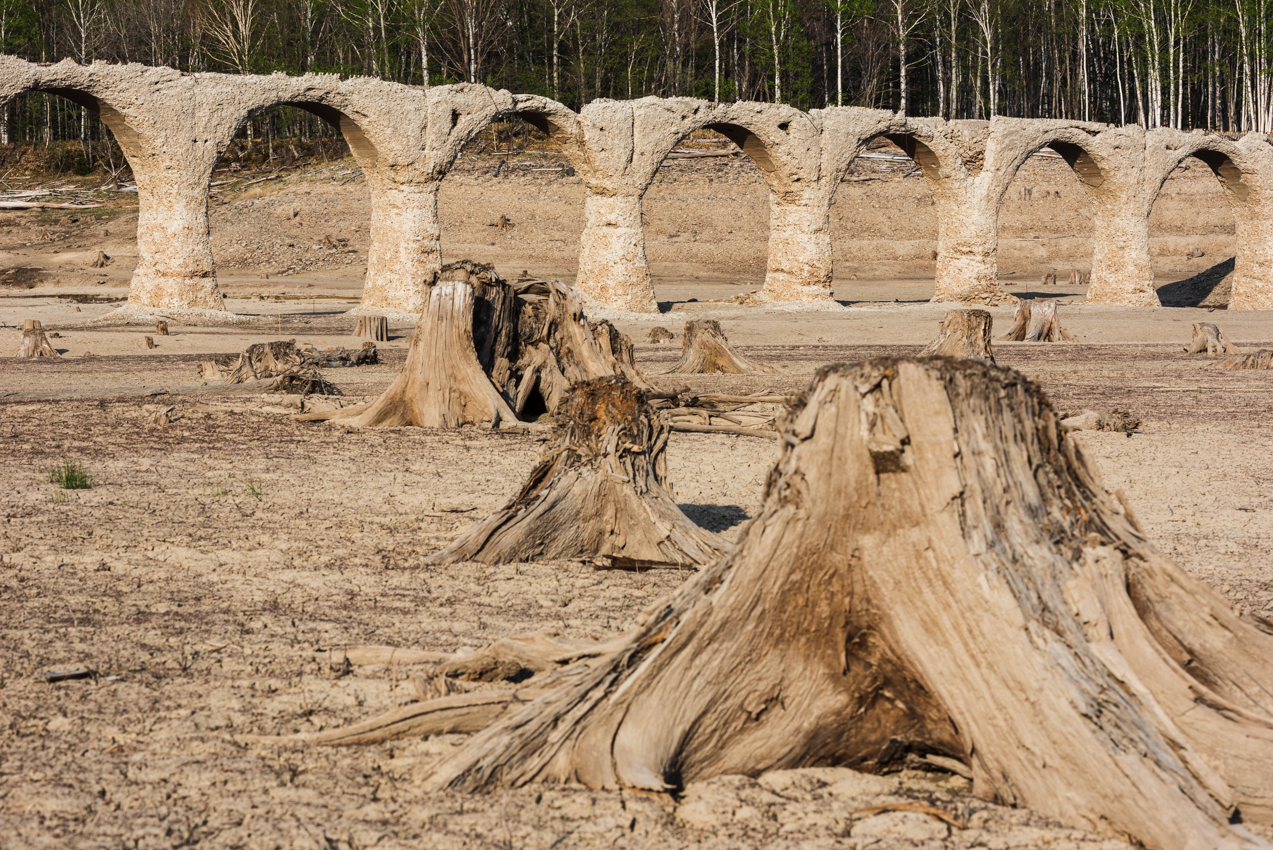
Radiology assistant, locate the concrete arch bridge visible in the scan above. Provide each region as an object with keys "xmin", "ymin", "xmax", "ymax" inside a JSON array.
[{"xmin": 3, "ymin": 56, "xmax": 1271, "ymax": 316}]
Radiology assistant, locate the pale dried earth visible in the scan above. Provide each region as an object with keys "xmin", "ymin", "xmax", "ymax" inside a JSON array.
[{"xmin": 1, "ymin": 148, "xmax": 1271, "ymax": 850}]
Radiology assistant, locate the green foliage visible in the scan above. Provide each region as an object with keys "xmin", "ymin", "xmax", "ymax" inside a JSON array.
[{"xmin": 48, "ymin": 460, "xmax": 92, "ymax": 490}]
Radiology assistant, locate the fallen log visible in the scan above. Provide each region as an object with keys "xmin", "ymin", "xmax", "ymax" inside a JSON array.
[
  {"xmin": 921, "ymin": 309, "xmax": 995, "ymax": 361},
  {"xmin": 666, "ymin": 320, "xmax": 777, "ymax": 375},
  {"xmin": 426, "ymin": 376, "xmax": 725, "ymax": 566},
  {"xmin": 383, "ymin": 357, "xmax": 1273, "ymax": 850}
]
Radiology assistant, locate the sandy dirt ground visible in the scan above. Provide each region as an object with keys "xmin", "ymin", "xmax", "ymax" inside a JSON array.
[{"xmin": 2, "ymin": 151, "xmax": 1271, "ymax": 849}]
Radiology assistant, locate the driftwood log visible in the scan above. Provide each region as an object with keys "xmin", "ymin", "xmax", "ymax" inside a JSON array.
[
  {"xmin": 306, "ymin": 263, "xmax": 648, "ymax": 428},
  {"xmin": 427, "ymin": 376, "xmax": 724, "ymax": 567},
  {"xmin": 18, "ymin": 319, "xmax": 59, "ymax": 358},
  {"xmin": 289, "ymin": 358, "xmax": 1273, "ymax": 850},
  {"xmin": 1185, "ymin": 322, "xmax": 1240, "ymax": 355},
  {"xmin": 1215, "ymin": 350, "xmax": 1273, "ymax": 370},
  {"xmin": 1000, "ymin": 299, "xmax": 1075, "ymax": 342},
  {"xmin": 921, "ymin": 309, "xmax": 995, "ymax": 361},
  {"xmin": 666, "ymin": 320, "xmax": 777, "ymax": 375},
  {"xmin": 355, "ymin": 315, "xmax": 389, "ymax": 342}
]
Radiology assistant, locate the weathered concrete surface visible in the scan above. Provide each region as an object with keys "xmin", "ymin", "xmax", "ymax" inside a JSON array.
[{"xmin": 2, "ymin": 55, "xmax": 1272, "ymax": 315}]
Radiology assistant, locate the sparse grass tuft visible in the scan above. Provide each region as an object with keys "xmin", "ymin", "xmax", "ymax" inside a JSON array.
[
  {"xmin": 49, "ymin": 490, "xmax": 69, "ymax": 504},
  {"xmin": 48, "ymin": 460, "xmax": 92, "ymax": 490}
]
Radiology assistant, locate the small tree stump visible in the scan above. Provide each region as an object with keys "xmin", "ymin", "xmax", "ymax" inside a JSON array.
[
  {"xmin": 144, "ymin": 336, "xmax": 155, "ymax": 349},
  {"xmin": 199, "ymin": 341, "xmax": 340, "ymax": 395},
  {"xmin": 666, "ymin": 320, "xmax": 777, "ymax": 375},
  {"xmin": 156, "ymin": 320, "xmax": 169, "ymax": 336},
  {"xmin": 427, "ymin": 376, "xmax": 725, "ymax": 567},
  {"xmin": 18, "ymin": 319, "xmax": 59, "ymax": 358},
  {"xmin": 91, "ymin": 250, "xmax": 110, "ymax": 268},
  {"xmin": 1184, "ymin": 322, "xmax": 1239, "ymax": 355},
  {"xmin": 1216, "ymin": 350, "xmax": 1273, "ymax": 370},
  {"xmin": 1068, "ymin": 269, "xmax": 1090, "ymax": 287},
  {"xmin": 921, "ymin": 309, "xmax": 995, "ymax": 361},
  {"xmin": 646, "ymin": 327, "xmax": 674, "ymax": 344},
  {"xmin": 1042, "ymin": 271, "xmax": 1057, "ymax": 286},
  {"xmin": 355, "ymin": 315, "xmax": 389, "ymax": 342},
  {"xmin": 1000, "ymin": 299, "xmax": 1075, "ymax": 342}
]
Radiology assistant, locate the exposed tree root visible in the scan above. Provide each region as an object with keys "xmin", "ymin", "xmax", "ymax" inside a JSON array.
[
  {"xmin": 1186, "ymin": 322, "xmax": 1241, "ymax": 355},
  {"xmin": 1215, "ymin": 350, "xmax": 1273, "ymax": 370}
]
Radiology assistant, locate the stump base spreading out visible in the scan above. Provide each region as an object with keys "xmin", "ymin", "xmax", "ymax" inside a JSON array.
[
  {"xmin": 427, "ymin": 376, "xmax": 724, "ymax": 567},
  {"xmin": 921, "ymin": 310, "xmax": 995, "ymax": 361},
  {"xmin": 666, "ymin": 320, "xmax": 777, "ymax": 375},
  {"xmin": 1185, "ymin": 322, "xmax": 1240, "ymax": 356},
  {"xmin": 18, "ymin": 319, "xmax": 59, "ymax": 358},
  {"xmin": 289, "ymin": 357, "xmax": 1273, "ymax": 850},
  {"xmin": 1000, "ymin": 299, "xmax": 1074, "ymax": 341},
  {"xmin": 198, "ymin": 341, "xmax": 358, "ymax": 395},
  {"xmin": 1216, "ymin": 350, "xmax": 1273, "ymax": 370}
]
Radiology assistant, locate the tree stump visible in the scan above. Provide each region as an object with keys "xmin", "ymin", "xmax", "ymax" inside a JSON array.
[
  {"xmin": 1068, "ymin": 269, "xmax": 1090, "ymax": 287},
  {"xmin": 666, "ymin": 320, "xmax": 777, "ymax": 375},
  {"xmin": 1041, "ymin": 271, "xmax": 1057, "ymax": 286},
  {"xmin": 427, "ymin": 376, "xmax": 724, "ymax": 567},
  {"xmin": 392, "ymin": 358, "xmax": 1273, "ymax": 850},
  {"xmin": 156, "ymin": 320, "xmax": 169, "ymax": 336},
  {"xmin": 646, "ymin": 327, "xmax": 674, "ymax": 344},
  {"xmin": 1185, "ymin": 322, "xmax": 1240, "ymax": 356},
  {"xmin": 1216, "ymin": 350, "xmax": 1273, "ymax": 370},
  {"xmin": 1000, "ymin": 299, "xmax": 1075, "ymax": 342},
  {"xmin": 355, "ymin": 315, "xmax": 389, "ymax": 342},
  {"xmin": 18, "ymin": 319, "xmax": 59, "ymax": 358},
  {"xmin": 144, "ymin": 336, "xmax": 155, "ymax": 349},
  {"xmin": 198, "ymin": 341, "xmax": 340, "ymax": 395},
  {"xmin": 921, "ymin": 309, "xmax": 995, "ymax": 361}
]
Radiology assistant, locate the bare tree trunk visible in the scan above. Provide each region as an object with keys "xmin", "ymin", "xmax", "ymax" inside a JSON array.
[
  {"xmin": 1184, "ymin": 322, "xmax": 1240, "ymax": 355},
  {"xmin": 409, "ymin": 358, "xmax": 1273, "ymax": 850},
  {"xmin": 666, "ymin": 320, "xmax": 777, "ymax": 374},
  {"xmin": 921, "ymin": 309, "xmax": 995, "ymax": 360},
  {"xmin": 427, "ymin": 376, "xmax": 725, "ymax": 567}
]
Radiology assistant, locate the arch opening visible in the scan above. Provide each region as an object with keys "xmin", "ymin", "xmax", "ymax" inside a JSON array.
[
  {"xmin": 828, "ymin": 135, "xmax": 940, "ymax": 304},
  {"xmin": 996, "ymin": 145, "xmax": 1095, "ymax": 296},
  {"xmin": 1150, "ymin": 153, "xmax": 1238, "ymax": 308},
  {"xmin": 209, "ymin": 104, "xmax": 371, "ymax": 301},
  {"xmin": 643, "ymin": 128, "xmax": 768, "ymax": 306},
  {"xmin": 439, "ymin": 116, "xmax": 585, "ymax": 286}
]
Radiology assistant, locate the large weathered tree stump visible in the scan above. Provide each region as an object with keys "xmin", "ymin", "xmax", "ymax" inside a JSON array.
[
  {"xmin": 355, "ymin": 315, "xmax": 389, "ymax": 342},
  {"xmin": 666, "ymin": 320, "xmax": 777, "ymax": 375},
  {"xmin": 18, "ymin": 319, "xmax": 59, "ymax": 358},
  {"xmin": 427, "ymin": 376, "xmax": 724, "ymax": 567},
  {"xmin": 1185, "ymin": 322, "xmax": 1240, "ymax": 356},
  {"xmin": 302, "ymin": 358, "xmax": 1273, "ymax": 850},
  {"xmin": 1216, "ymin": 350, "xmax": 1273, "ymax": 370},
  {"xmin": 921, "ymin": 309, "xmax": 995, "ymax": 361},
  {"xmin": 307, "ymin": 263, "xmax": 648, "ymax": 429},
  {"xmin": 1000, "ymin": 299, "xmax": 1075, "ymax": 342}
]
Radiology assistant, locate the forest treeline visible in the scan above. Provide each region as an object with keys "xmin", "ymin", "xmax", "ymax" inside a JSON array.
[{"xmin": 1, "ymin": 0, "xmax": 1272, "ymax": 155}]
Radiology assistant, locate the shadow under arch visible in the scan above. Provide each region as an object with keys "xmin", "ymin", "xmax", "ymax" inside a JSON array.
[
  {"xmin": 234, "ymin": 99, "xmax": 381, "ymax": 169},
  {"xmin": 32, "ymin": 86, "xmax": 144, "ymax": 161}
]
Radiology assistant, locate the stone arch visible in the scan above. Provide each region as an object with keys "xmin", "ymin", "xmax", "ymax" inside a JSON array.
[
  {"xmin": 1145, "ymin": 138, "xmax": 1264, "ymax": 309},
  {"xmin": 988, "ymin": 129, "xmax": 1114, "ymax": 210}
]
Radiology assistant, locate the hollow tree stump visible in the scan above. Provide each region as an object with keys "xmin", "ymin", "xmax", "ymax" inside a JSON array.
[
  {"xmin": 367, "ymin": 358, "xmax": 1273, "ymax": 850},
  {"xmin": 1000, "ymin": 299, "xmax": 1075, "ymax": 342},
  {"xmin": 355, "ymin": 315, "xmax": 389, "ymax": 343},
  {"xmin": 921, "ymin": 309, "xmax": 995, "ymax": 361},
  {"xmin": 18, "ymin": 319, "xmax": 59, "ymax": 358},
  {"xmin": 666, "ymin": 320, "xmax": 777, "ymax": 375},
  {"xmin": 1185, "ymin": 322, "xmax": 1240, "ymax": 355},
  {"xmin": 427, "ymin": 376, "xmax": 724, "ymax": 567},
  {"xmin": 1216, "ymin": 350, "xmax": 1273, "ymax": 370}
]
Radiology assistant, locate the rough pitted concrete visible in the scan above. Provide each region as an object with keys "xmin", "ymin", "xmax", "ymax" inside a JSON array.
[{"xmin": 2, "ymin": 55, "xmax": 1272, "ymax": 315}]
